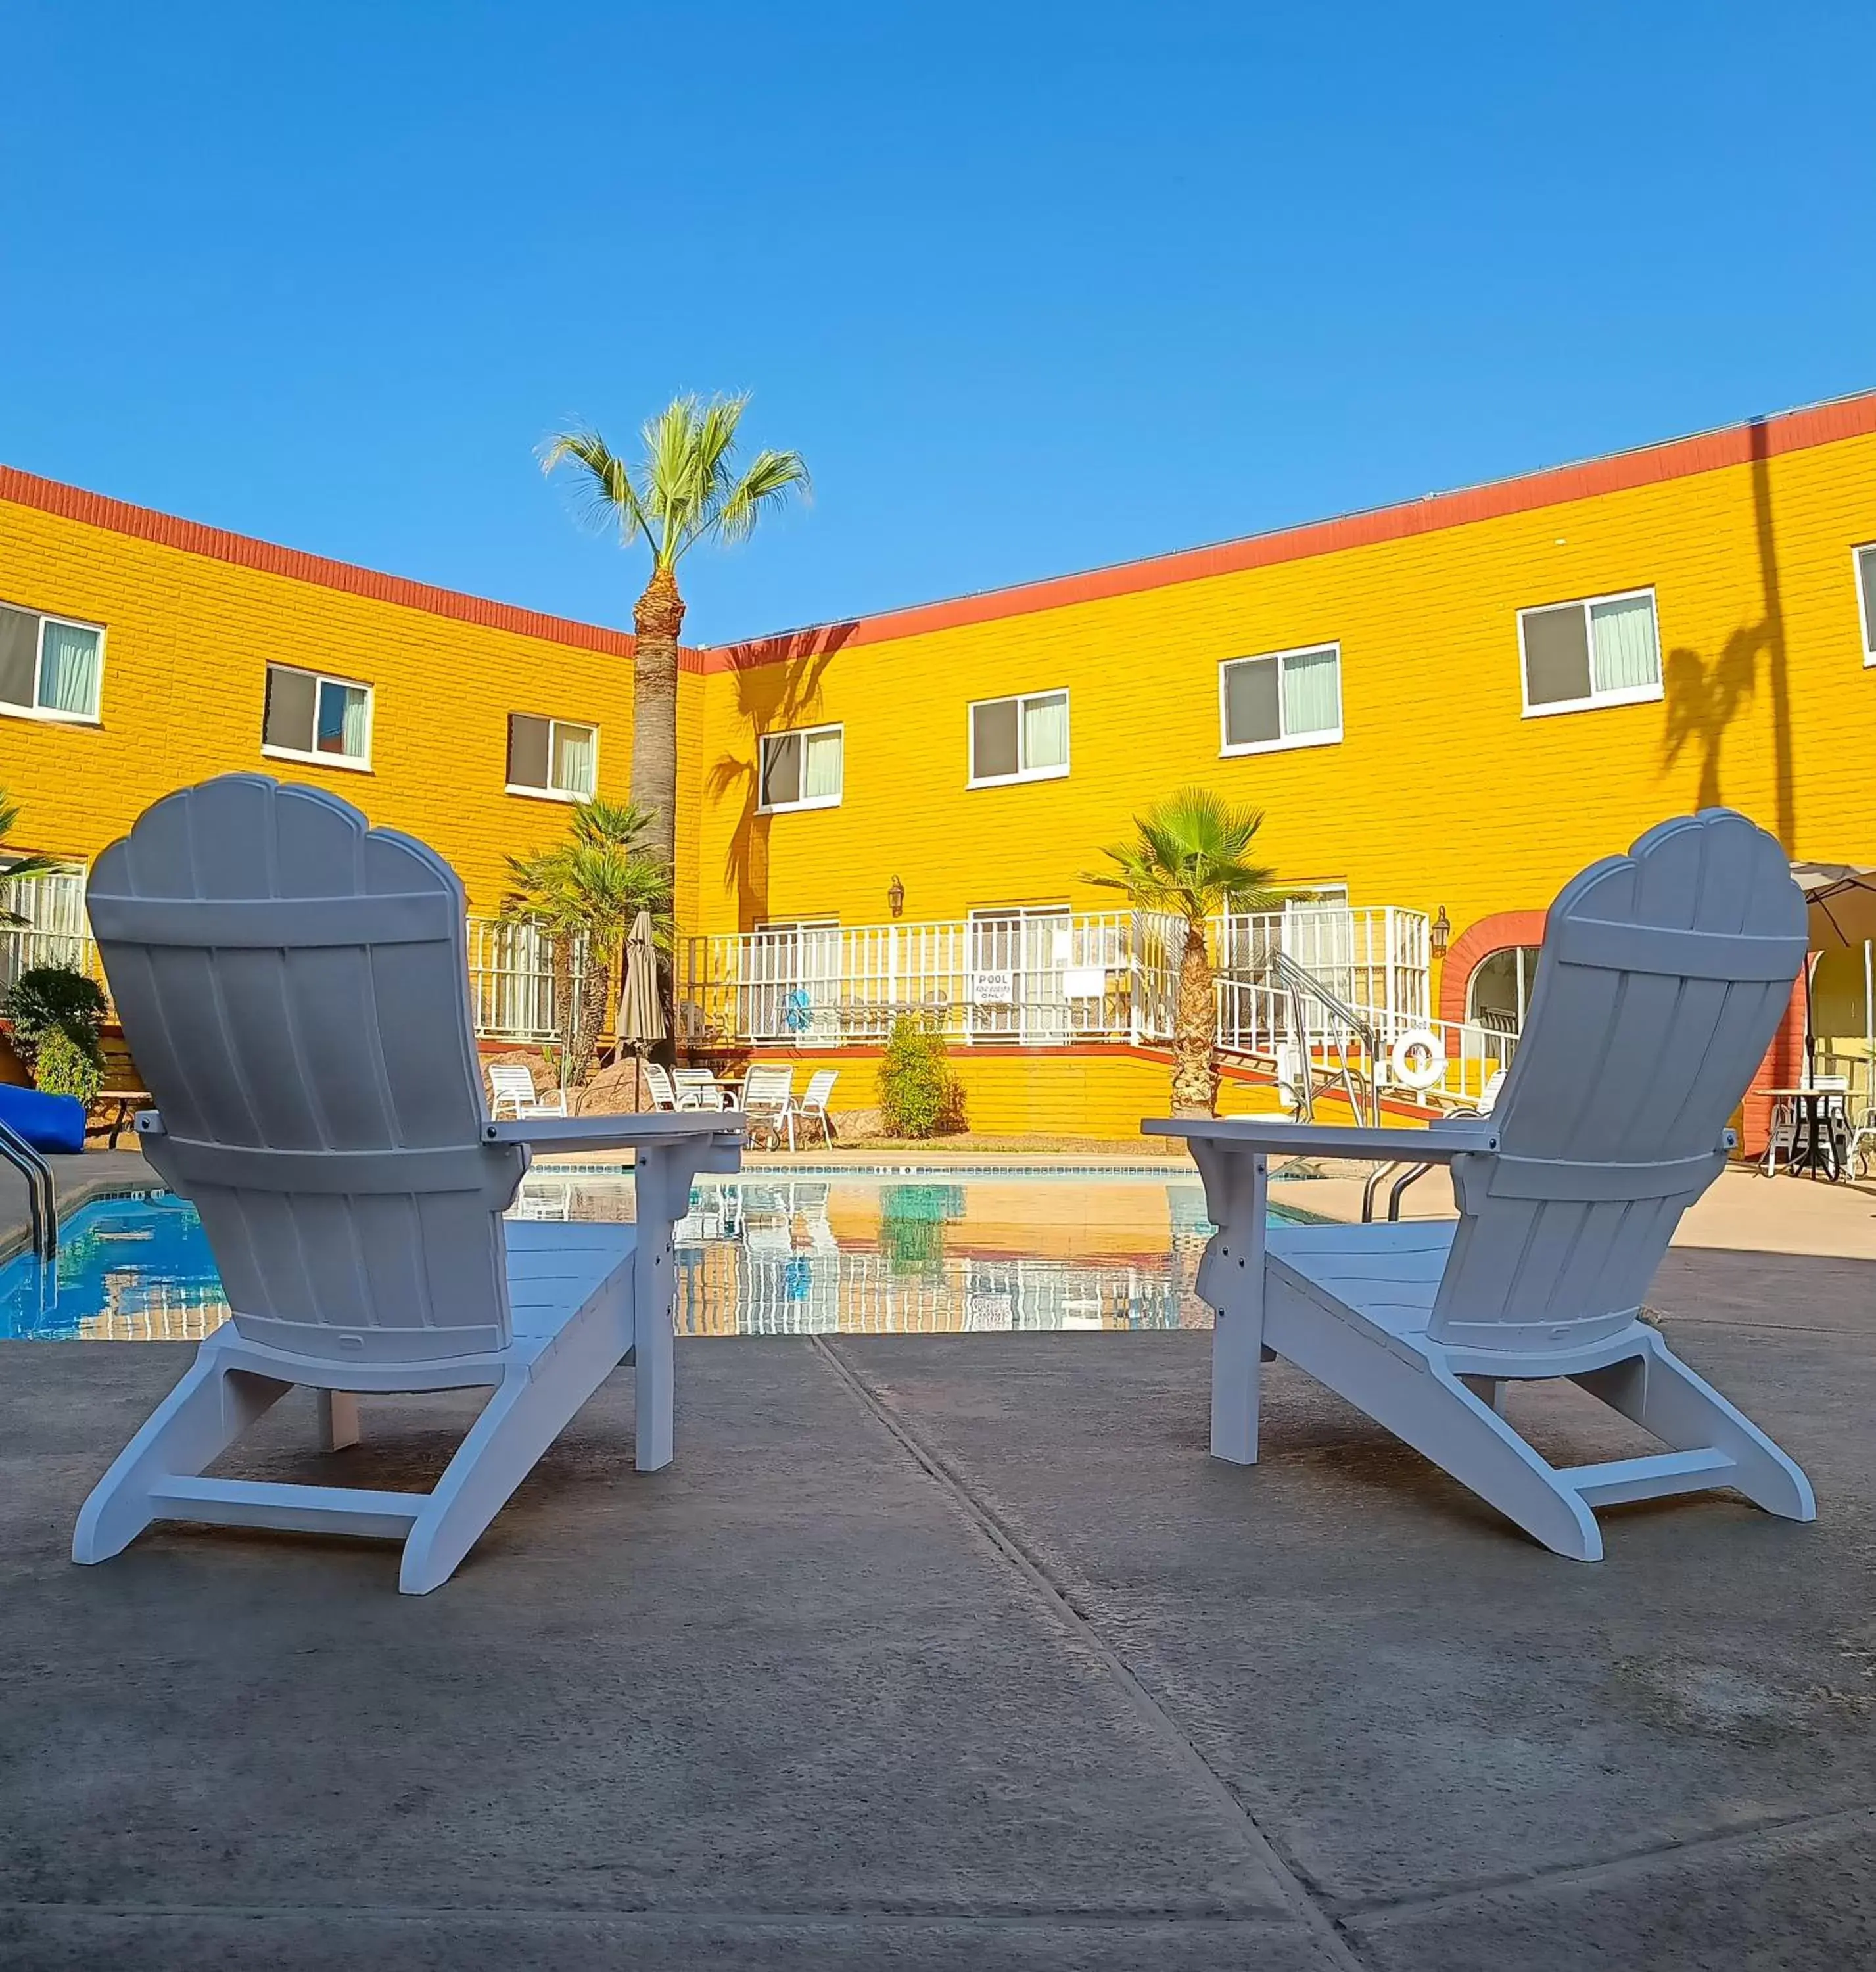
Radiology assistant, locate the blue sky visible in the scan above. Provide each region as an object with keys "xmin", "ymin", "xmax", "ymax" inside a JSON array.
[{"xmin": 3, "ymin": 2, "xmax": 1871, "ymax": 646}]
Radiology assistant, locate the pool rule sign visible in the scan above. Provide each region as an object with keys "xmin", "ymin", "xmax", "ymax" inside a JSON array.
[{"xmin": 971, "ymin": 969, "xmax": 1014, "ymax": 1006}]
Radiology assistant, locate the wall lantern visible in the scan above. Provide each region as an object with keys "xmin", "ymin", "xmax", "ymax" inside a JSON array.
[
  {"xmin": 887, "ymin": 874, "xmax": 906, "ymax": 919},
  {"xmin": 1430, "ymin": 905, "xmax": 1451, "ymax": 960}
]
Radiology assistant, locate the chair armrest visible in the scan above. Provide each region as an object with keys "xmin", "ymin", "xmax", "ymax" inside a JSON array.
[
  {"xmin": 484, "ymin": 1113, "xmax": 745, "ymax": 1163},
  {"xmin": 1142, "ymin": 1117, "xmax": 1499, "ymax": 1161}
]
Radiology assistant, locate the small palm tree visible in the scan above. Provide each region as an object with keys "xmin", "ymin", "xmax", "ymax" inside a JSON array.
[
  {"xmin": 500, "ymin": 799, "xmax": 671, "ymax": 1085},
  {"xmin": 1086, "ymin": 789, "xmax": 1282, "ymax": 1117},
  {"xmin": 540, "ymin": 395, "xmax": 810, "ymax": 872},
  {"xmin": 0, "ymin": 788, "xmax": 62, "ymax": 926}
]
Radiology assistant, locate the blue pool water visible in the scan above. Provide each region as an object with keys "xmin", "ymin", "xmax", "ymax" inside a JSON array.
[{"xmin": 0, "ymin": 1174, "xmax": 1308, "ymax": 1341}]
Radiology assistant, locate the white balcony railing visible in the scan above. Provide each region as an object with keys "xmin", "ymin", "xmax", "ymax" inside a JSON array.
[
  {"xmin": 0, "ymin": 876, "xmax": 1514, "ymax": 1102},
  {"xmin": 0, "ymin": 875, "xmax": 580, "ymax": 1047}
]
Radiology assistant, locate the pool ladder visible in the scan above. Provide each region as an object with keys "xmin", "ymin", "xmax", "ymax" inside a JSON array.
[{"xmin": 0, "ymin": 1117, "xmax": 57, "ymax": 1261}]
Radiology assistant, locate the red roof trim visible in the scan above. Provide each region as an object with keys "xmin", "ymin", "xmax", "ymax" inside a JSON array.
[
  {"xmin": 701, "ymin": 389, "xmax": 1876, "ymax": 673},
  {"xmin": 0, "ymin": 463, "xmax": 644, "ymax": 659}
]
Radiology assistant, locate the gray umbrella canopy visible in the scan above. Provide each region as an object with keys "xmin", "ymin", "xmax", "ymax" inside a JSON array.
[
  {"xmin": 1791, "ymin": 863, "xmax": 1876, "ymax": 952},
  {"xmin": 615, "ymin": 910, "xmax": 666, "ymax": 1050}
]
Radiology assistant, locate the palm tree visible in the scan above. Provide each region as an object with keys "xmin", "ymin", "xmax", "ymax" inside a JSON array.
[
  {"xmin": 540, "ymin": 395, "xmax": 810, "ymax": 872},
  {"xmin": 1085, "ymin": 789, "xmax": 1282, "ymax": 1117},
  {"xmin": 0, "ymin": 788, "xmax": 62, "ymax": 926},
  {"xmin": 500, "ymin": 799, "xmax": 671, "ymax": 1086}
]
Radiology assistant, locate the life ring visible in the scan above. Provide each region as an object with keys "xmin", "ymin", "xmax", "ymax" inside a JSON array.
[{"xmin": 1388, "ymin": 1028, "xmax": 1446, "ymax": 1091}]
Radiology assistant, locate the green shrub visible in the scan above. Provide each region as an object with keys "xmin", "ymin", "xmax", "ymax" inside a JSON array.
[
  {"xmin": 877, "ymin": 1018, "xmax": 964, "ymax": 1139},
  {"xmin": 2, "ymin": 965, "xmax": 107, "ymax": 1077},
  {"xmin": 32, "ymin": 1024, "xmax": 103, "ymax": 1104}
]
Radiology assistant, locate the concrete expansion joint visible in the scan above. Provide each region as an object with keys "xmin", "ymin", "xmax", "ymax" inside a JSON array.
[
  {"xmin": 808, "ymin": 1335, "xmax": 1372, "ymax": 1972},
  {"xmin": 1327, "ymin": 1797, "xmax": 1876, "ymax": 1933}
]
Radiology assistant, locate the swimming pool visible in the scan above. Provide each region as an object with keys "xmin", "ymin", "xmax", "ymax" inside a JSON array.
[{"xmin": 0, "ymin": 1173, "xmax": 1313, "ymax": 1341}]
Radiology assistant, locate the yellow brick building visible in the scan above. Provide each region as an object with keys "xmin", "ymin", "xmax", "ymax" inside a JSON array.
[{"xmin": 5, "ymin": 392, "xmax": 1875, "ymax": 1135}]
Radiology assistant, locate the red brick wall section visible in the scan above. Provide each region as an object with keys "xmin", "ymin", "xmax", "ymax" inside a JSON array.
[
  {"xmin": 1739, "ymin": 977, "xmax": 1810, "ymax": 1160},
  {"xmin": 1438, "ymin": 910, "xmax": 1549, "ymax": 1025}
]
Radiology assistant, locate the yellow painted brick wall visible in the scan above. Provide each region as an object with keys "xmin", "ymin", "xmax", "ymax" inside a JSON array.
[
  {"xmin": 0, "ymin": 500, "xmax": 636, "ymax": 908},
  {"xmin": 690, "ymin": 432, "xmax": 1876, "ymax": 987}
]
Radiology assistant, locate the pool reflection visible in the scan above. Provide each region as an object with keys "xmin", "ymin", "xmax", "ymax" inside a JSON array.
[{"xmin": 3, "ymin": 1175, "xmax": 1237, "ymax": 1341}]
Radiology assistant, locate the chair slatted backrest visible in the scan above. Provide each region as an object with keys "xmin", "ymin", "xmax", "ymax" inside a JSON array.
[
  {"xmin": 1431, "ymin": 809, "xmax": 1805, "ymax": 1352},
  {"xmin": 487, "ymin": 1064, "xmax": 539, "ymax": 1112},
  {"xmin": 644, "ymin": 1061, "xmax": 678, "ymax": 1108},
  {"xmin": 802, "ymin": 1069, "xmax": 838, "ymax": 1106},
  {"xmin": 86, "ymin": 776, "xmax": 526, "ymax": 1367},
  {"xmin": 743, "ymin": 1064, "xmax": 794, "ymax": 1111}
]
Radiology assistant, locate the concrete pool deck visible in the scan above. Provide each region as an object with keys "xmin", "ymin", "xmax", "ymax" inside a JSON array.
[{"xmin": 1, "ymin": 1236, "xmax": 1873, "ymax": 1970}]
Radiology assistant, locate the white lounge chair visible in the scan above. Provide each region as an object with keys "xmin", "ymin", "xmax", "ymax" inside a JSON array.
[
  {"xmin": 72, "ymin": 775, "xmax": 742, "ymax": 1593},
  {"xmin": 487, "ymin": 1062, "xmax": 568, "ymax": 1120},
  {"xmin": 1150, "ymin": 809, "xmax": 1816, "ymax": 1562},
  {"xmin": 797, "ymin": 1068, "xmax": 839, "ymax": 1146},
  {"xmin": 742, "ymin": 1064, "xmax": 798, "ymax": 1150},
  {"xmin": 643, "ymin": 1060, "xmax": 680, "ymax": 1111},
  {"xmin": 672, "ymin": 1067, "xmax": 733, "ymax": 1112}
]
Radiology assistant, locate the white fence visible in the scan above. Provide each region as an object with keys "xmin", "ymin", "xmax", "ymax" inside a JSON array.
[
  {"xmin": 0, "ymin": 876, "xmax": 1518, "ymax": 1100},
  {"xmin": 0, "ymin": 875, "xmax": 578, "ymax": 1046},
  {"xmin": 678, "ymin": 906, "xmax": 1422, "ymax": 1050}
]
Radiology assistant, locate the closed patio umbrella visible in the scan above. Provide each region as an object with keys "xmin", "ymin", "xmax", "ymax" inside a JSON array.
[{"xmin": 615, "ymin": 909, "xmax": 665, "ymax": 1110}]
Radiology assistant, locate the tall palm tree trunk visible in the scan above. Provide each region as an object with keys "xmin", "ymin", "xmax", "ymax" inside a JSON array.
[
  {"xmin": 1172, "ymin": 918, "xmax": 1219, "ymax": 1118},
  {"xmin": 630, "ymin": 564, "xmax": 685, "ymax": 872}
]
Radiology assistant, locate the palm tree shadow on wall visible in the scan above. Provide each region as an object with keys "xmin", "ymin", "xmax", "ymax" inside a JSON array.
[
  {"xmin": 1660, "ymin": 417, "xmax": 1796, "ymax": 845},
  {"xmin": 705, "ymin": 624, "xmax": 855, "ymax": 928}
]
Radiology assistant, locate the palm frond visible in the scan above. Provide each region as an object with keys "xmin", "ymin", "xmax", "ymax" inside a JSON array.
[
  {"xmin": 716, "ymin": 447, "xmax": 812, "ymax": 547},
  {"xmin": 1081, "ymin": 788, "xmax": 1281, "ymax": 925},
  {"xmin": 538, "ymin": 427, "xmax": 656, "ymax": 549}
]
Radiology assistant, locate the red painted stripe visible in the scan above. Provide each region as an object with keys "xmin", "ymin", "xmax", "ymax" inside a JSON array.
[
  {"xmin": 697, "ymin": 390, "xmax": 1876, "ymax": 673},
  {"xmin": 0, "ymin": 464, "xmax": 648, "ymax": 659}
]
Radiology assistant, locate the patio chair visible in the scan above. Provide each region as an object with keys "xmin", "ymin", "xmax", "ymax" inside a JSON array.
[
  {"xmin": 1149, "ymin": 809, "xmax": 1815, "ymax": 1562},
  {"xmin": 487, "ymin": 1062, "xmax": 569, "ymax": 1120},
  {"xmin": 643, "ymin": 1060, "xmax": 680, "ymax": 1111},
  {"xmin": 72, "ymin": 774, "xmax": 742, "ymax": 1593},
  {"xmin": 741, "ymin": 1064, "xmax": 797, "ymax": 1150},
  {"xmin": 672, "ymin": 1067, "xmax": 733, "ymax": 1112},
  {"xmin": 797, "ymin": 1068, "xmax": 839, "ymax": 1146}
]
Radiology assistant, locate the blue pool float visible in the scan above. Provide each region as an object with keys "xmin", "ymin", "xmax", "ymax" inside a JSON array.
[{"xmin": 0, "ymin": 1083, "xmax": 86, "ymax": 1155}]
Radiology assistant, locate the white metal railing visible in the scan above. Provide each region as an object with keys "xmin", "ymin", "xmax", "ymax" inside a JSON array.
[
  {"xmin": 465, "ymin": 918, "xmax": 588, "ymax": 1044},
  {"xmin": 0, "ymin": 879, "xmax": 581, "ymax": 1047},
  {"xmin": 0, "ymin": 868, "xmax": 99, "ymax": 995},
  {"xmin": 678, "ymin": 906, "xmax": 1428, "ymax": 1053}
]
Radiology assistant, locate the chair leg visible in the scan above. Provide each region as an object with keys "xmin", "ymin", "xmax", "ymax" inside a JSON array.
[
  {"xmin": 1269, "ymin": 1296, "xmax": 1604, "ymax": 1559},
  {"xmin": 74, "ymin": 1350, "xmax": 292, "ymax": 1564},
  {"xmin": 399, "ymin": 1334, "xmax": 621, "ymax": 1595},
  {"xmin": 317, "ymin": 1390, "xmax": 360, "ymax": 1451},
  {"xmin": 1574, "ymin": 1334, "xmax": 1815, "ymax": 1523}
]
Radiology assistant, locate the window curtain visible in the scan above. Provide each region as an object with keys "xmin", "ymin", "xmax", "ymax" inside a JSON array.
[
  {"xmin": 1280, "ymin": 648, "xmax": 1340, "ymax": 735},
  {"xmin": 1589, "ymin": 596, "xmax": 1658, "ymax": 693},
  {"xmin": 340, "ymin": 686, "xmax": 370, "ymax": 758},
  {"xmin": 553, "ymin": 722, "xmax": 596, "ymax": 797},
  {"xmin": 37, "ymin": 622, "xmax": 101, "ymax": 716},
  {"xmin": 1023, "ymin": 693, "xmax": 1069, "ymax": 770},
  {"xmin": 803, "ymin": 729, "xmax": 842, "ymax": 800}
]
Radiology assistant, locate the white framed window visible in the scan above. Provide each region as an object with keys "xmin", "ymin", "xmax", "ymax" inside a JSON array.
[
  {"xmin": 758, "ymin": 723, "xmax": 843, "ymax": 812},
  {"xmin": 1517, "ymin": 587, "xmax": 1661, "ymax": 716},
  {"xmin": 1219, "ymin": 644, "xmax": 1342, "ymax": 755},
  {"xmin": 968, "ymin": 690, "xmax": 1069, "ymax": 787},
  {"xmin": 507, "ymin": 713, "xmax": 596, "ymax": 801},
  {"xmin": 0, "ymin": 601, "xmax": 105, "ymax": 724},
  {"xmin": 1855, "ymin": 544, "xmax": 1876, "ymax": 666},
  {"xmin": 261, "ymin": 663, "xmax": 373, "ymax": 770}
]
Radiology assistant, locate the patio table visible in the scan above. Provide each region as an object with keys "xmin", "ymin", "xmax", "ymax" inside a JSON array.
[{"xmin": 1762, "ymin": 1087, "xmax": 1850, "ymax": 1180}]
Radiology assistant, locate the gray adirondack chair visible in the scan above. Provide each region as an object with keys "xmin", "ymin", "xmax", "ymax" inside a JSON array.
[
  {"xmin": 72, "ymin": 775, "xmax": 742, "ymax": 1593},
  {"xmin": 1150, "ymin": 809, "xmax": 1815, "ymax": 1561}
]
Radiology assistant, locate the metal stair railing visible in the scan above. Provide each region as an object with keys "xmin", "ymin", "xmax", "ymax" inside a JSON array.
[
  {"xmin": 1267, "ymin": 951, "xmax": 1381, "ymax": 1128},
  {"xmin": 0, "ymin": 1116, "xmax": 57, "ymax": 1261}
]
